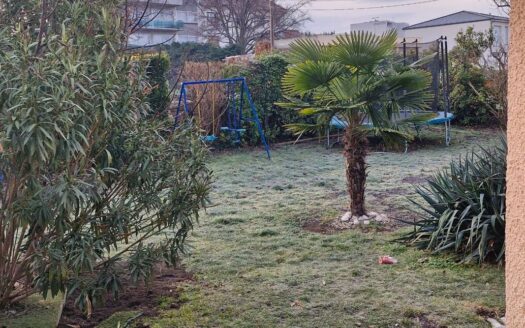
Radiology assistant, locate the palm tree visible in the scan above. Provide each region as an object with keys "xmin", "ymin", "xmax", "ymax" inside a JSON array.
[{"xmin": 281, "ymin": 31, "xmax": 432, "ymax": 216}]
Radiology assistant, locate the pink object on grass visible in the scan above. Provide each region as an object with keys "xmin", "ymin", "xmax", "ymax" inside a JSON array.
[{"xmin": 378, "ymin": 256, "xmax": 398, "ymax": 265}]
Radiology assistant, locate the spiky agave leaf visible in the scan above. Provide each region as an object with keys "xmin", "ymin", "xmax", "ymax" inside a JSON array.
[{"xmin": 399, "ymin": 138, "xmax": 506, "ymax": 264}]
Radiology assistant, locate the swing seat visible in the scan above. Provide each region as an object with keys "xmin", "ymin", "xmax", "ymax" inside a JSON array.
[
  {"xmin": 220, "ymin": 127, "xmax": 246, "ymax": 133},
  {"xmin": 200, "ymin": 135, "xmax": 218, "ymax": 143}
]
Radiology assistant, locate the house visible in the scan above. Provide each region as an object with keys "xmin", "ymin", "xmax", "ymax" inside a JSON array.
[
  {"xmin": 403, "ymin": 11, "xmax": 509, "ymax": 50},
  {"xmin": 274, "ymin": 20, "xmax": 409, "ymax": 51},
  {"xmin": 351, "ymin": 20, "xmax": 408, "ymax": 37},
  {"xmin": 128, "ymin": 0, "xmax": 202, "ymax": 48},
  {"xmin": 274, "ymin": 33, "xmax": 339, "ymax": 50}
]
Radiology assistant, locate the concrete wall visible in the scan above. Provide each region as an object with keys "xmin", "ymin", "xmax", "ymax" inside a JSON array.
[
  {"xmin": 506, "ymin": 2, "xmax": 525, "ymax": 327},
  {"xmin": 350, "ymin": 21, "xmax": 408, "ymax": 37},
  {"xmin": 404, "ymin": 20, "xmax": 494, "ymax": 48}
]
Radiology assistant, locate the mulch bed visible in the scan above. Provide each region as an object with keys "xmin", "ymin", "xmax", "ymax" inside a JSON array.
[
  {"xmin": 302, "ymin": 219, "xmax": 339, "ymax": 235},
  {"xmin": 58, "ymin": 265, "xmax": 193, "ymax": 328}
]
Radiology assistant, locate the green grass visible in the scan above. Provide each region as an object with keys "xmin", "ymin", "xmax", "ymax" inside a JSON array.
[
  {"xmin": 139, "ymin": 127, "xmax": 504, "ymax": 328},
  {"xmin": 0, "ymin": 294, "xmax": 63, "ymax": 328},
  {"xmin": 4, "ymin": 127, "xmax": 505, "ymax": 328}
]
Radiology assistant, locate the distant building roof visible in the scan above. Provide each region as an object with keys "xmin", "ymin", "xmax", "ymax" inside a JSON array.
[{"xmin": 404, "ymin": 11, "xmax": 509, "ymax": 30}]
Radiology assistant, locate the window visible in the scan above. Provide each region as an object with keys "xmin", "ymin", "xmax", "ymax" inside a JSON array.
[
  {"xmin": 493, "ymin": 25, "xmax": 503, "ymax": 46},
  {"xmin": 206, "ymin": 11, "xmax": 216, "ymax": 20}
]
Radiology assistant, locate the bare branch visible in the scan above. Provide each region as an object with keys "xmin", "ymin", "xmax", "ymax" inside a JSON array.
[{"xmin": 198, "ymin": 0, "xmax": 310, "ymax": 54}]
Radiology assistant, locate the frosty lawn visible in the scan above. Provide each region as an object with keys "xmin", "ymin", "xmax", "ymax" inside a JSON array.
[
  {"xmin": 4, "ymin": 128, "xmax": 504, "ymax": 328},
  {"xmin": 135, "ymin": 128, "xmax": 504, "ymax": 328}
]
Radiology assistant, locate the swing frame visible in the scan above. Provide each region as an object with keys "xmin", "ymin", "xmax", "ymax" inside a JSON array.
[{"xmin": 174, "ymin": 77, "xmax": 271, "ymax": 159}]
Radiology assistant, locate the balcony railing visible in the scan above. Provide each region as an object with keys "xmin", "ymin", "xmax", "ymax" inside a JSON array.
[
  {"xmin": 175, "ymin": 11, "xmax": 198, "ymax": 23},
  {"xmin": 145, "ymin": 19, "xmax": 184, "ymax": 29},
  {"xmin": 146, "ymin": 0, "xmax": 183, "ymax": 5}
]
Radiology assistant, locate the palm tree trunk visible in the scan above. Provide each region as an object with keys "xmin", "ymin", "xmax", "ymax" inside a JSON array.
[{"xmin": 343, "ymin": 126, "xmax": 368, "ymax": 216}]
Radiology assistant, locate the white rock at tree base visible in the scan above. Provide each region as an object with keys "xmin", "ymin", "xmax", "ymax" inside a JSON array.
[
  {"xmin": 486, "ymin": 318, "xmax": 505, "ymax": 328},
  {"xmin": 340, "ymin": 212, "xmax": 352, "ymax": 222},
  {"xmin": 368, "ymin": 212, "xmax": 379, "ymax": 218},
  {"xmin": 363, "ymin": 220, "xmax": 371, "ymax": 225},
  {"xmin": 358, "ymin": 215, "xmax": 368, "ymax": 222},
  {"xmin": 353, "ymin": 218, "xmax": 360, "ymax": 225}
]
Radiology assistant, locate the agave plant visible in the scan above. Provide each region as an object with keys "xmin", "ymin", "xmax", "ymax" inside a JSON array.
[
  {"xmin": 400, "ymin": 138, "xmax": 506, "ymax": 264},
  {"xmin": 281, "ymin": 31, "xmax": 432, "ymax": 216}
]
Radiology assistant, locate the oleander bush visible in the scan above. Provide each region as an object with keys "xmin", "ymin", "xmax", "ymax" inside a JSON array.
[{"xmin": 0, "ymin": 0, "xmax": 211, "ymax": 310}]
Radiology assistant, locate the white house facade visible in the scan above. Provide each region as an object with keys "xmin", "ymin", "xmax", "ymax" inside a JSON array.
[
  {"xmin": 274, "ymin": 20, "xmax": 408, "ymax": 51},
  {"xmin": 403, "ymin": 11, "xmax": 509, "ymax": 50},
  {"xmin": 350, "ymin": 20, "xmax": 408, "ymax": 37}
]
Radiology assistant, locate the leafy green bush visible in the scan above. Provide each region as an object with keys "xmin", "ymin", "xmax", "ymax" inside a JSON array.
[
  {"xmin": 449, "ymin": 27, "xmax": 500, "ymax": 126},
  {"xmin": 401, "ymin": 138, "xmax": 506, "ymax": 264},
  {"xmin": 145, "ymin": 54, "xmax": 171, "ymax": 117},
  {"xmin": 450, "ymin": 64, "xmax": 494, "ymax": 126},
  {"xmin": 0, "ymin": 1, "xmax": 211, "ymax": 310},
  {"xmin": 242, "ymin": 55, "xmax": 298, "ymax": 143}
]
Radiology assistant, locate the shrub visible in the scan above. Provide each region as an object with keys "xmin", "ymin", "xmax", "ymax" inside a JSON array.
[
  {"xmin": 400, "ymin": 138, "xmax": 506, "ymax": 264},
  {"xmin": 224, "ymin": 54, "xmax": 313, "ymax": 145},
  {"xmin": 240, "ymin": 54, "xmax": 298, "ymax": 144},
  {"xmin": 145, "ymin": 54, "xmax": 171, "ymax": 117},
  {"xmin": 0, "ymin": 1, "xmax": 211, "ymax": 310},
  {"xmin": 450, "ymin": 65, "xmax": 494, "ymax": 126},
  {"xmin": 165, "ymin": 42, "xmax": 242, "ymax": 68},
  {"xmin": 449, "ymin": 27, "xmax": 506, "ymax": 126}
]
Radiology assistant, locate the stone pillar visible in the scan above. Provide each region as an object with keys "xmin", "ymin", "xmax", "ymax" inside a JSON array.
[{"xmin": 507, "ymin": 2, "xmax": 525, "ymax": 327}]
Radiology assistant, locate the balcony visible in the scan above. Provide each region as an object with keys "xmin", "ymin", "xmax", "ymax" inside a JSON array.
[
  {"xmin": 175, "ymin": 11, "xmax": 198, "ymax": 24},
  {"xmin": 145, "ymin": 0, "xmax": 183, "ymax": 5},
  {"xmin": 144, "ymin": 19, "xmax": 184, "ymax": 29}
]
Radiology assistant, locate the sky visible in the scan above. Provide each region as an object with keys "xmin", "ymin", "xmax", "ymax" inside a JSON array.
[{"xmin": 293, "ymin": 0, "xmax": 507, "ymax": 33}]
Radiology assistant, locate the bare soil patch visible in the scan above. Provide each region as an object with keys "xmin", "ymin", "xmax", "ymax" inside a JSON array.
[
  {"xmin": 475, "ymin": 306, "xmax": 504, "ymax": 319},
  {"xmin": 58, "ymin": 265, "xmax": 193, "ymax": 328},
  {"xmin": 416, "ymin": 315, "xmax": 445, "ymax": 328},
  {"xmin": 302, "ymin": 219, "xmax": 339, "ymax": 235}
]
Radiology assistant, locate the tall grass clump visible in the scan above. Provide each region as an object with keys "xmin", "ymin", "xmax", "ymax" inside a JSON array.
[{"xmin": 401, "ymin": 138, "xmax": 506, "ymax": 264}]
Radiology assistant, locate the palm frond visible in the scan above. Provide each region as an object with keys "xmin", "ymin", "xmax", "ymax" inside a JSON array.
[
  {"xmin": 282, "ymin": 60, "xmax": 346, "ymax": 95},
  {"xmin": 275, "ymin": 96, "xmax": 313, "ymax": 109},
  {"xmin": 284, "ymin": 122, "xmax": 324, "ymax": 135},
  {"xmin": 397, "ymin": 112, "xmax": 437, "ymax": 125},
  {"xmin": 333, "ymin": 30, "xmax": 397, "ymax": 72},
  {"xmin": 368, "ymin": 126, "xmax": 415, "ymax": 144},
  {"xmin": 288, "ymin": 38, "xmax": 334, "ymax": 64}
]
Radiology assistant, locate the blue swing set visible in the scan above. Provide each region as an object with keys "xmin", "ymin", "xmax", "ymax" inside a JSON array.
[{"xmin": 174, "ymin": 77, "xmax": 271, "ymax": 159}]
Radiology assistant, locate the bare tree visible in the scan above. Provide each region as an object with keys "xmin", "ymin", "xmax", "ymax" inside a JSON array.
[
  {"xmin": 493, "ymin": 0, "xmax": 510, "ymax": 13},
  {"xmin": 122, "ymin": 0, "xmax": 186, "ymax": 51},
  {"xmin": 198, "ymin": 0, "xmax": 310, "ymax": 54},
  {"xmin": 494, "ymin": 0, "xmax": 510, "ymax": 7}
]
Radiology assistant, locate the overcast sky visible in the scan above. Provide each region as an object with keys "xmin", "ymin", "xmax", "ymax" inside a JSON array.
[{"xmin": 294, "ymin": 0, "xmax": 507, "ymax": 33}]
